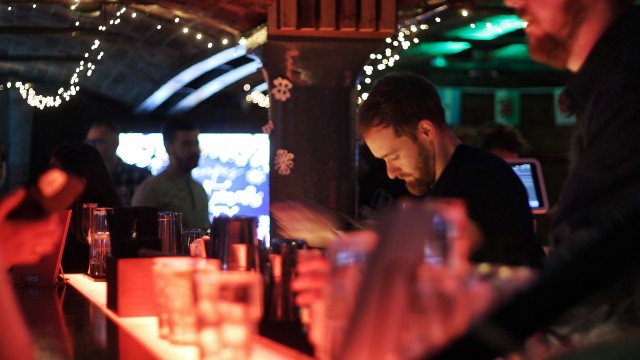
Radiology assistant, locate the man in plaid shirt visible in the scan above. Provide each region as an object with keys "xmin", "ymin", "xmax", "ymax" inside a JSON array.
[{"xmin": 85, "ymin": 120, "xmax": 151, "ymax": 206}]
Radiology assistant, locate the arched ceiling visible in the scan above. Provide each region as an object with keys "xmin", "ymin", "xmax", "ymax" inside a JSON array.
[{"xmin": 0, "ymin": 0, "xmax": 576, "ymax": 122}]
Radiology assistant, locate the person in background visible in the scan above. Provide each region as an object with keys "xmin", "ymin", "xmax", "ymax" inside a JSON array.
[
  {"xmin": 85, "ymin": 120, "xmax": 151, "ymax": 206},
  {"xmin": 357, "ymin": 72, "xmax": 544, "ymax": 267},
  {"xmin": 478, "ymin": 122, "xmax": 531, "ymax": 161},
  {"xmin": 51, "ymin": 143, "xmax": 121, "ymax": 273},
  {"xmin": 132, "ymin": 118, "xmax": 210, "ymax": 230},
  {"xmin": 0, "ymin": 188, "xmax": 66, "ymax": 360}
]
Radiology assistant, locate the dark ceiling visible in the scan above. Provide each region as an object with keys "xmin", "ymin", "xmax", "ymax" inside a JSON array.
[{"xmin": 0, "ymin": 0, "xmax": 573, "ymax": 129}]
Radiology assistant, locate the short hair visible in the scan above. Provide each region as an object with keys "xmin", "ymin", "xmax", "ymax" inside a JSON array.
[
  {"xmin": 89, "ymin": 120, "xmax": 121, "ymax": 135},
  {"xmin": 357, "ymin": 72, "xmax": 446, "ymax": 141},
  {"xmin": 479, "ymin": 123, "xmax": 531, "ymax": 156},
  {"xmin": 162, "ymin": 118, "xmax": 199, "ymax": 144}
]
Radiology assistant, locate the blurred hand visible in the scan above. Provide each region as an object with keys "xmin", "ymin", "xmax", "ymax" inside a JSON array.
[
  {"xmin": 0, "ymin": 188, "xmax": 63, "ymax": 269},
  {"xmin": 271, "ymin": 201, "xmax": 342, "ymax": 248},
  {"xmin": 392, "ymin": 265, "xmax": 494, "ymax": 359},
  {"xmin": 292, "ymin": 251, "xmax": 330, "ymax": 307},
  {"xmin": 291, "ymin": 249, "xmax": 330, "ymax": 349}
]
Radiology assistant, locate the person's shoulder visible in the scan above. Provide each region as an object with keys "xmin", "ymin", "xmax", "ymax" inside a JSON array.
[
  {"xmin": 455, "ymin": 144, "xmax": 510, "ymax": 169},
  {"xmin": 119, "ymin": 159, "xmax": 152, "ymax": 176},
  {"xmin": 190, "ymin": 177, "xmax": 207, "ymax": 191}
]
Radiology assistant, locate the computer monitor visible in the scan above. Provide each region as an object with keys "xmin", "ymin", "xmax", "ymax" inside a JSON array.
[
  {"xmin": 117, "ymin": 133, "xmax": 270, "ymax": 240},
  {"xmin": 507, "ymin": 158, "xmax": 549, "ymax": 214}
]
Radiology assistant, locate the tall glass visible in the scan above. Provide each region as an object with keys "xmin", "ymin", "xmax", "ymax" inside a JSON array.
[
  {"xmin": 210, "ymin": 271, "xmax": 262, "ymax": 360},
  {"xmin": 81, "ymin": 203, "xmax": 97, "ymax": 245},
  {"xmin": 88, "ymin": 207, "xmax": 113, "ymax": 278}
]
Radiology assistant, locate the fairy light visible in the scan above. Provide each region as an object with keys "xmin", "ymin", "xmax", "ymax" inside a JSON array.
[
  {"xmin": 3, "ymin": 3, "xmax": 255, "ymax": 110},
  {"xmin": 0, "ymin": 4, "xmax": 127, "ymax": 109},
  {"xmin": 356, "ymin": 9, "xmax": 471, "ymax": 104}
]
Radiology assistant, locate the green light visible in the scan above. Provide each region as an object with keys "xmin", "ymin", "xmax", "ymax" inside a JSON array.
[
  {"xmin": 444, "ymin": 15, "xmax": 525, "ymax": 40},
  {"xmin": 431, "ymin": 56, "xmax": 448, "ymax": 68},
  {"xmin": 493, "ymin": 44, "xmax": 530, "ymax": 59},
  {"xmin": 403, "ymin": 41, "xmax": 472, "ymax": 57}
]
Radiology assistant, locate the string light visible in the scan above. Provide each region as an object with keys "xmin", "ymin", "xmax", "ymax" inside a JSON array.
[
  {"xmin": 2, "ymin": 3, "xmax": 250, "ymax": 110},
  {"xmin": 356, "ymin": 9, "xmax": 479, "ymax": 104}
]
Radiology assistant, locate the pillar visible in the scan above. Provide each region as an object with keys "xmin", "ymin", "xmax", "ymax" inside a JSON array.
[{"xmin": 263, "ymin": 0, "xmax": 396, "ymax": 236}]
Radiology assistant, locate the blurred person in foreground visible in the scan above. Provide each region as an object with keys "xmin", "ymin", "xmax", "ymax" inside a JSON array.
[
  {"xmin": 0, "ymin": 189, "xmax": 66, "ymax": 359},
  {"xmin": 132, "ymin": 118, "xmax": 210, "ymax": 230},
  {"xmin": 51, "ymin": 143, "xmax": 121, "ymax": 273},
  {"xmin": 431, "ymin": 0, "xmax": 640, "ymax": 358},
  {"xmin": 478, "ymin": 123, "xmax": 531, "ymax": 161},
  {"xmin": 85, "ymin": 120, "xmax": 151, "ymax": 206}
]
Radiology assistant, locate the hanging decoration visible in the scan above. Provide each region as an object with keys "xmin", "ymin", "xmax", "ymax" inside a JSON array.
[
  {"xmin": 274, "ymin": 149, "xmax": 295, "ymax": 175},
  {"xmin": 271, "ymin": 77, "xmax": 293, "ymax": 102},
  {"xmin": 261, "ymin": 120, "xmax": 274, "ymax": 135}
]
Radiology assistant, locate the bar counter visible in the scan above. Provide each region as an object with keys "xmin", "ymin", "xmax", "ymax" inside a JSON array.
[{"xmin": 15, "ymin": 274, "xmax": 313, "ymax": 359}]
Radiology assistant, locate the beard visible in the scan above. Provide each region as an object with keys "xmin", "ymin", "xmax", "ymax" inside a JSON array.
[
  {"xmin": 405, "ymin": 140, "xmax": 436, "ymax": 196},
  {"xmin": 173, "ymin": 152, "xmax": 200, "ymax": 172},
  {"xmin": 523, "ymin": 0, "xmax": 587, "ymax": 69},
  {"xmin": 184, "ymin": 155, "xmax": 200, "ymax": 170}
]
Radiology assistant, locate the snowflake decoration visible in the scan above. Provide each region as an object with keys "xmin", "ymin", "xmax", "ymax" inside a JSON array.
[
  {"xmin": 275, "ymin": 149, "xmax": 295, "ymax": 175},
  {"xmin": 271, "ymin": 77, "xmax": 293, "ymax": 102},
  {"xmin": 262, "ymin": 120, "xmax": 274, "ymax": 135}
]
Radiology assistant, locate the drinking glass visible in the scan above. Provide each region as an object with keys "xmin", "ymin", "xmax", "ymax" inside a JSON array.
[
  {"xmin": 88, "ymin": 207, "xmax": 113, "ymax": 278},
  {"xmin": 153, "ymin": 257, "xmax": 219, "ymax": 345},
  {"xmin": 182, "ymin": 228, "xmax": 206, "ymax": 255},
  {"xmin": 193, "ymin": 269, "xmax": 263, "ymax": 360},
  {"xmin": 317, "ymin": 230, "xmax": 377, "ymax": 360},
  {"xmin": 81, "ymin": 203, "xmax": 97, "ymax": 245}
]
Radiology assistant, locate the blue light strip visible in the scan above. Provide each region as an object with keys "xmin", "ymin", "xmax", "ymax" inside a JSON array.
[
  {"xmin": 135, "ymin": 45, "xmax": 247, "ymax": 113},
  {"xmin": 250, "ymin": 82, "xmax": 268, "ymax": 93},
  {"xmin": 169, "ymin": 60, "xmax": 262, "ymax": 114}
]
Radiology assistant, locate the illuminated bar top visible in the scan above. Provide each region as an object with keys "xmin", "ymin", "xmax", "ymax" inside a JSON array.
[
  {"xmin": 66, "ymin": 274, "xmax": 312, "ymax": 360},
  {"xmin": 16, "ymin": 274, "xmax": 312, "ymax": 359}
]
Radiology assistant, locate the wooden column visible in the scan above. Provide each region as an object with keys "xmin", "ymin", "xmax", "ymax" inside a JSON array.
[{"xmin": 263, "ymin": 0, "xmax": 396, "ymax": 236}]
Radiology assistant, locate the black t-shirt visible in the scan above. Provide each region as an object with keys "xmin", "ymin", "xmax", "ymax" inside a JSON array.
[{"xmin": 427, "ymin": 144, "xmax": 545, "ymax": 267}]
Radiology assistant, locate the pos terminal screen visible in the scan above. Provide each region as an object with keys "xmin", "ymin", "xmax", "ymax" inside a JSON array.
[{"xmin": 508, "ymin": 158, "xmax": 549, "ymax": 214}]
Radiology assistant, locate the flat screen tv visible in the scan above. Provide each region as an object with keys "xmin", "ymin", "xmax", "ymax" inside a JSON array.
[{"xmin": 117, "ymin": 133, "xmax": 270, "ymax": 241}]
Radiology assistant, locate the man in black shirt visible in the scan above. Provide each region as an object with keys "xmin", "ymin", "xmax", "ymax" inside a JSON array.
[{"xmin": 358, "ymin": 72, "xmax": 544, "ymax": 267}]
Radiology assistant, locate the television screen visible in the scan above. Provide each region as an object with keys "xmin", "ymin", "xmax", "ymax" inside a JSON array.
[{"xmin": 117, "ymin": 133, "xmax": 270, "ymax": 241}]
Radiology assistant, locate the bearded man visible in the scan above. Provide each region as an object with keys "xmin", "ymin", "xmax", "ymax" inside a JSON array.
[
  {"xmin": 132, "ymin": 118, "xmax": 210, "ymax": 230},
  {"xmin": 430, "ymin": 1, "xmax": 640, "ymax": 358},
  {"xmin": 358, "ymin": 72, "xmax": 545, "ymax": 267}
]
